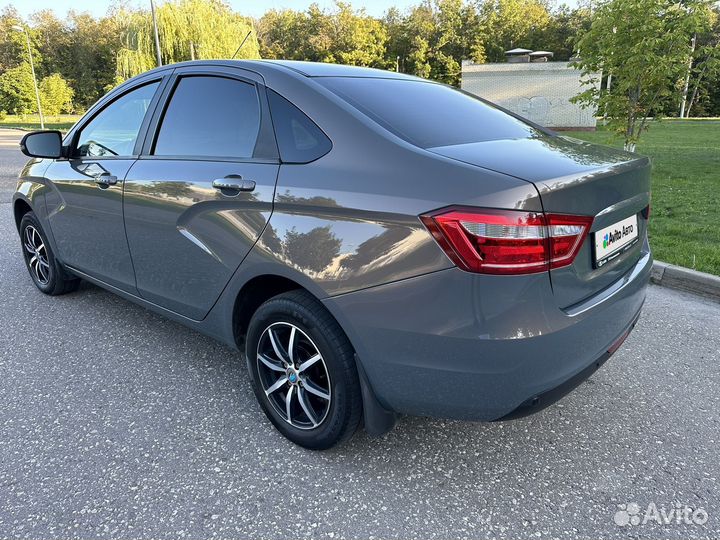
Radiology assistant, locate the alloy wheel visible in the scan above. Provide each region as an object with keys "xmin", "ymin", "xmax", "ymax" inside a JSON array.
[
  {"xmin": 256, "ymin": 322, "xmax": 332, "ymax": 430},
  {"xmin": 23, "ymin": 225, "xmax": 51, "ymax": 285}
]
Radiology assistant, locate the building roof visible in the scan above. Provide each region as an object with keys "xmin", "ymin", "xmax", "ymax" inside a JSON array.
[{"xmin": 505, "ymin": 48, "xmax": 533, "ymax": 55}]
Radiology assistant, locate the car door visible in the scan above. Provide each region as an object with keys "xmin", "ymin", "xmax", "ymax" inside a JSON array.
[
  {"xmin": 44, "ymin": 77, "xmax": 167, "ymax": 293},
  {"xmin": 123, "ymin": 67, "xmax": 279, "ymax": 320}
]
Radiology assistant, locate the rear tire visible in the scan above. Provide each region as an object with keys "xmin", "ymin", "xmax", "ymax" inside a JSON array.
[
  {"xmin": 245, "ymin": 290, "xmax": 362, "ymax": 450},
  {"xmin": 19, "ymin": 212, "xmax": 80, "ymax": 296}
]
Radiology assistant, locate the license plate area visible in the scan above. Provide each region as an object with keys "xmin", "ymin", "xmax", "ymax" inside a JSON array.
[{"xmin": 593, "ymin": 214, "xmax": 639, "ymax": 268}]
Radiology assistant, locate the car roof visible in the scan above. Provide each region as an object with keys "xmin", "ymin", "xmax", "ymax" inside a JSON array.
[
  {"xmin": 138, "ymin": 59, "xmax": 423, "ymax": 81},
  {"xmin": 251, "ymin": 60, "xmax": 421, "ymax": 80}
]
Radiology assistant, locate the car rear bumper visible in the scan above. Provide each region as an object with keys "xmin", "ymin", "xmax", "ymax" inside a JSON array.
[
  {"xmin": 324, "ymin": 248, "xmax": 652, "ymax": 421},
  {"xmin": 495, "ymin": 304, "xmax": 642, "ymax": 420}
]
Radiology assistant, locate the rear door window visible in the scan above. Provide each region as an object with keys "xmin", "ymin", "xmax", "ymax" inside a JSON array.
[
  {"xmin": 153, "ymin": 76, "xmax": 261, "ymax": 158},
  {"xmin": 317, "ymin": 77, "xmax": 540, "ymax": 149}
]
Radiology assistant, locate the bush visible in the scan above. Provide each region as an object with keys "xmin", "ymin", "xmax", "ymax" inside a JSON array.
[
  {"xmin": 0, "ymin": 64, "xmax": 36, "ymax": 115},
  {"xmin": 39, "ymin": 74, "xmax": 74, "ymax": 116}
]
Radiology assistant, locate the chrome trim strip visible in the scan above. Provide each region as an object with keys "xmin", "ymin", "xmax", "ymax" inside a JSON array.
[{"xmin": 563, "ymin": 251, "xmax": 651, "ymax": 317}]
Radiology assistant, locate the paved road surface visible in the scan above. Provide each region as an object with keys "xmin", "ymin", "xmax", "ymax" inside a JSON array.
[
  {"xmin": 0, "ymin": 129, "xmax": 28, "ymax": 202},
  {"xmin": 1, "ymin": 128, "xmax": 719, "ymax": 539}
]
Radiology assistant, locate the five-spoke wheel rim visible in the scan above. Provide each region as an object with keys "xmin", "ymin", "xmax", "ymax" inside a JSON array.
[
  {"xmin": 256, "ymin": 322, "xmax": 331, "ymax": 430},
  {"xmin": 23, "ymin": 225, "xmax": 51, "ymax": 285}
]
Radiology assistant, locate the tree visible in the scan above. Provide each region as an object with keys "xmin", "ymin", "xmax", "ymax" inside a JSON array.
[
  {"xmin": 0, "ymin": 63, "xmax": 37, "ymax": 115},
  {"xmin": 257, "ymin": 9, "xmax": 307, "ymax": 60},
  {"xmin": 539, "ymin": 5, "xmax": 592, "ymax": 61},
  {"xmin": 685, "ymin": 6, "xmax": 720, "ymax": 117},
  {"xmin": 478, "ymin": 0, "xmax": 552, "ymax": 62},
  {"xmin": 0, "ymin": 6, "xmax": 42, "ymax": 74},
  {"xmin": 572, "ymin": 0, "xmax": 713, "ymax": 150},
  {"xmin": 258, "ymin": 2, "xmax": 389, "ymax": 68},
  {"xmin": 115, "ymin": 0, "xmax": 260, "ymax": 80},
  {"xmin": 330, "ymin": 2, "xmax": 389, "ymax": 67},
  {"xmin": 39, "ymin": 73, "xmax": 74, "ymax": 115},
  {"xmin": 384, "ymin": 0, "xmax": 485, "ymax": 86}
]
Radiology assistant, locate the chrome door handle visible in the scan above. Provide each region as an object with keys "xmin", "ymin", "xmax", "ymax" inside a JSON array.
[
  {"xmin": 212, "ymin": 177, "xmax": 256, "ymax": 193},
  {"xmin": 94, "ymin": 173, "xmax": 118, "ymax": 187}
]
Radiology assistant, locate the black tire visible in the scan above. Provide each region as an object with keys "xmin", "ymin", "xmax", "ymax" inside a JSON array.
[
  {"xmin": 19, "ymin": 212, "xmax": 80, "ymax": 296},
  {"xmin": 245, "ymin": 290, "xmax": 362, "ymax": 450}
]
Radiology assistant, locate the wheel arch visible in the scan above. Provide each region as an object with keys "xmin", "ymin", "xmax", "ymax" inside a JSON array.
[
  {"xmin": 229, "ymin": 270, "xmax": 396, "ymax": 437},
  {"xmin": 13, "ymin": 197, "xmax": 33, "ymax": 232},
  {"xmin": 232, "ymin": 274, "xmax": 303, "ymax": 350}
]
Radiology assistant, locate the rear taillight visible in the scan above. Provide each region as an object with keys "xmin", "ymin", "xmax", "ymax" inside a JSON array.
[{"xmin": 420, "ymin": 207, "xmax": 593, "ymax": 275}]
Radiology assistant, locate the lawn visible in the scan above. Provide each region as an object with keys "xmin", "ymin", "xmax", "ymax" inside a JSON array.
[
  {"xmin": 567, "ymin": 119, "xmax": 720, "ymax": 276},
  {"xmin": 0, "ymin": 114, "xmax": 81, "ymax": 131}
]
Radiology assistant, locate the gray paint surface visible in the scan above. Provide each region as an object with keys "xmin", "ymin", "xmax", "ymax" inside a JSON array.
[{"xmin": 0, "ymin": 203, "xmax": 718, "ymax": 538}]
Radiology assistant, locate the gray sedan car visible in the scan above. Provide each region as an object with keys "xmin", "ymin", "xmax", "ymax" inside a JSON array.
[{"xmin": 14, "ymin": 60, "xmax": 651, "ymax": 449}]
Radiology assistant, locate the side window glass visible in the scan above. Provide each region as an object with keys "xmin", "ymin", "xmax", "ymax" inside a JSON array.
[
  {"xmin": 153, "ymin": 76, "xmax": 260, "ymax": 158},
  {"xmin": 76, "ymin": 82, "xmax": 160, "ymax": 158},
  {"xmin": 267, "ymin": 89, "xmax": 332, "ymax": 163}
]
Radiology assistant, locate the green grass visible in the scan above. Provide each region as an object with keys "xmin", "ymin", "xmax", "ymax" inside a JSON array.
[
  {"xmin": 0, "ymin": 114, "xmax": 81, "ymax": 132},
  {"xmin": 568, "ymin": 119, "xmax": 720, "ymax": 275}
]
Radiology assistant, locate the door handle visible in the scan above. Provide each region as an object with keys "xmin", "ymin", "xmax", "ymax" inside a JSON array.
[
  {"xmin": 212, "ymin": 177, "xmax": 256, "ymax": 194},
  {"xmin": 94, "ymin": 173, "xmax": 118, "ymax": 187}
]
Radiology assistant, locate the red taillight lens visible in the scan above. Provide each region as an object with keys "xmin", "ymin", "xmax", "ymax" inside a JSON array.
[
  {"xmin": 420, "ymin": 207, "xmax": 593, "ymax": 275},
  {"xmin": 546, "ymin": 213, "xmax": 595, "ymax": 269}
]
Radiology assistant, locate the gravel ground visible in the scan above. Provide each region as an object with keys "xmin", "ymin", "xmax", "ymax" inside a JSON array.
[{"xmin": 1, "ymin": 128, "xmax": 719, "ymax": 539}]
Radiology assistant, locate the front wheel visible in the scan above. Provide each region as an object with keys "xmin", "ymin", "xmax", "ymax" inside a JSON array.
[
  {"xmin": 245, "ymin": 290, "xmax": 362, "ymax": 450},
  {"xmin": 19, "ymin": 211, "xmax": 80, "ymax": 295}
]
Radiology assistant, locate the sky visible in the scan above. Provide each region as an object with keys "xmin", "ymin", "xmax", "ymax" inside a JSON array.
[{"xmin": 8, "ymin": 0, "xmax": 426, "ymax": 19}]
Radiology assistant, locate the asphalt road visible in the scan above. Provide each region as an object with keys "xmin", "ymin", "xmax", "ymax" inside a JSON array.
[
  {"xmin": 1, "ymin": 129, "xmax": 720, "ymax": 539},
  {"xmin": 0, "ymin": 129, "xmax": 28, "ymax": 203}
]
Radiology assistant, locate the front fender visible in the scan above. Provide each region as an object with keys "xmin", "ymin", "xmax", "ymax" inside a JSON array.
[{"xmin": 12, "ymin": 159, "xmax": 58, "ymax": 250}]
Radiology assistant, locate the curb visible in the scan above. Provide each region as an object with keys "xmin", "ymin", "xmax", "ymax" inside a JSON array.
[{"xmin": 651, "ymin": 260, "xmax": 720, "ymax": 301}]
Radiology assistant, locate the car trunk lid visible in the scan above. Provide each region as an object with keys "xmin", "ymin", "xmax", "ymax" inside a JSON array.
[{"xmin": 428, "ymin": 135, "xmax": 651, "ymax": 308}]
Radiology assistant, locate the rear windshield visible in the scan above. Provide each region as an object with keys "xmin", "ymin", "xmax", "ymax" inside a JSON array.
[{"xmin": 317, "ymin": 77, "xmax": 540, "ymax": 149}]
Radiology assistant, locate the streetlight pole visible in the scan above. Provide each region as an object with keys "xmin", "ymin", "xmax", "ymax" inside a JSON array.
[
  {"xmin": 150, "ymin": 0, "xmax": 162, "ymax": 67},
  {"xmin": 12, "ymin": 25, "xmax": 44, "ymax": 129}
]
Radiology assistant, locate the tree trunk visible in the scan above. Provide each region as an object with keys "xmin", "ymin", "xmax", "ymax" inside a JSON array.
[
  {"xmin": 686, "ymin": 63, "xmax": 708, "ymax": 119},
  {"xmin": 679, "ymin": 35, "xmax": 696, "ymax": 119}
]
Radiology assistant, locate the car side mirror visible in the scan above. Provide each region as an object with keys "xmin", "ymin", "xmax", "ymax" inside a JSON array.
[{"xmin": 19, "ymin": 130, "xmax": 63, "ymax": 159}]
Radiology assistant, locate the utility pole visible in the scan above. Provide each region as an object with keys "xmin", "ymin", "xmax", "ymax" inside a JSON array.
[
  {"xmin": 12, "ymin": 25, "xmax": 43, "ymax": 129},
  {"xmin": 190, "ymin": 41, "xmax": 196, "ymax": 61},
  {"xmin": 680, "ymin": 34, "xmax": 696, "ymax": 119},
  {"xmin": 396, "ymin": 56, "xmax": 400, "ymax": 72},
  {"xmin": 150, "ymin": 0, "xmax": 162, "ymax": 67}
]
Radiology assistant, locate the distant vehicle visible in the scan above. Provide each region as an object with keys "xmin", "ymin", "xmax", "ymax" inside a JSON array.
[{"xmin": 14, "ymin": 60, "xmax": 651, "ymax": 449}]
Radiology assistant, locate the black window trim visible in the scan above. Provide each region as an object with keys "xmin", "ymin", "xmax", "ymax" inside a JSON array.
[
  {"xmin": 141, "ymin": 68, "xmax": 279, "ymax": 164},
  {"xmin": 65, "ymin": 74, "xmax": 171, "ymax": 161}
]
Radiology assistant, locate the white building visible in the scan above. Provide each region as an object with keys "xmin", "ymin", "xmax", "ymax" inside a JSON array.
[{"xmin": 461, "ymin": 61, "xmax": 599, "ymax": 130}]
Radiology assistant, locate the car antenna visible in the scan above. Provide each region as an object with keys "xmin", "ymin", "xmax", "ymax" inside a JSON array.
[{"xmin": 231, "ymin": 31, "xmax": 252, "ymax": 60}]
